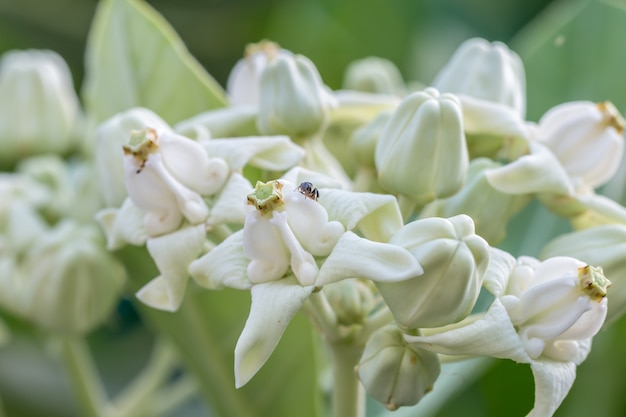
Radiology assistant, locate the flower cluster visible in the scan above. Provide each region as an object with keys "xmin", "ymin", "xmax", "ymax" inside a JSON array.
[{"xmin": 1, "ymin": 3, "xmax": 625, "ymax": 417}]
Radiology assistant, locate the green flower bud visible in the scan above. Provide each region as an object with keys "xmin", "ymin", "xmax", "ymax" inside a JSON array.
[
  {"xmin": 375, "ymin": 88, "xmax": 468, "ymax": 205},
  {"xmin": 0, "ymin": 50, "xmax": 81, "ymax": 166},
  {"xmin": 433, "ymin": 38, "xmax": 526, "ymax": 116},
  {"xmin": 13, "ymin": 221, "xmax": 125, "ymax": 335},
  {"xmin": 343, "ymin": 57, "xmax": 405, "ymax": 96},
  {"xmin": 323, "ymin": 279, "xmax": 379, "ymax": 327},
  {"xmin": 377, "ymin": 215, "xmax": 490, "ymax": 330},
  {"xmin": 357, "ymin": 325, "xmax": 440, "ymax": 410},
  {"xmin": 257, "ymin": 53, "xmax": 335, "ymax": 140},
  {"xmin": 421, "ymin": 158, "xmax": 531, "ymax": 244}
]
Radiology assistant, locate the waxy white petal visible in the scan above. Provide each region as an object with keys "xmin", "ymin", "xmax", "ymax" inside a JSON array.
[
  {"xmin": 189, "ymin": 230, "xmax": 252, "ymax": 290},
  {"xmin": 527, "ymin": 361, "xmax": 576, "ymax": 417},
  {"xmin": 206, "ymin": 172, "xmax": 252, "ymax": 226},
  {"xmin": 320, "ymin": 189, "xmax": 403, "ymax": 242},
  {"xmin": 136, "ymin": 224, "xmax": 206, "ymax": 311},
  {"xmin": 485, "ymin": 143, "xmax": 573, "ymax": 195},
  {"xmin": 202, "ymin": 136, "xmax": 305, "ymax": 171},
  {"xmin": 405, "ymin": 299, "xmax": 531, "ymax": 363},
  {"xmin": 482, "ymin": 247, "xmax": 516, "ymax": 298},
  {"xmin": 316, "ymin": 231, "xmax": 423, "ymax": 286},
  {"xmin": 234, "ymin": 277, "xmax": 314, "ymax": 388},
  {"xmin": 95, "ymin": 198, "xmax": 148, "ymax": 250},
  {"xmin": 460, "ymin": 94, "xmax": 529, "ymax": 139},
  {"xmin": 243, "ymin": 210, "xmax": 291, "ymax": 284}
]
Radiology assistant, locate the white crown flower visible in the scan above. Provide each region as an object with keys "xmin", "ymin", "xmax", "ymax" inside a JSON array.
[
  {"xmin": 406, "ymin": 249, "xmax": 610, "ymax": 417},
  {"xmin": 189, "ymin": 179, "xmax": 424, "ymax": 388}
]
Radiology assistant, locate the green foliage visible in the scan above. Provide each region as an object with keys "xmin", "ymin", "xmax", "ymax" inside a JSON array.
[{"xmin": 82, "ymin": 0, "xmax": 227, "ymax": 125}]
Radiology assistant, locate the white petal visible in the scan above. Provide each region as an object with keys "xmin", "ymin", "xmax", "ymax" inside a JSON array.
[
  {"xmin": 280, "ymin": 167, "xmax": 344, "ymax": 190},
  {"xmin": 284, "ymin": 188, "xmax": 344, "ymax": 256},
  {"xmin": 188, "ymin": 230, "xmax": 252, "ymax": 290},
  {"xmin": 406, "ymin": 299, "xmax": 531, "ymax": 363},
  {"xmin": 234, "ymin": 278, "xmax": 314, "ymax": 388},
  {"xmin": 485, "ymin": 143, "xmax": 574, "ymax": 195},
  {"xmin": 94, "ymin": 198, "xmax": 148, "ymax": 250},
  {"xmin": 482, "ymin": 247, "xmax": 516, "ymax": 298},
  {"xmin": 207, "ymin": 172, "xmax": 252, "ymax": 226},
  {"xmin": 159, "ymin": 131, "xmax": 229, "ymax": 195},
  {"xmin": 527, "ymin": 361, "xmax": 576, "ymax": 417},
  {"xmin": 243, "ymin": 210, "xmax": 291, "ymax": 284},
  {"xmin": 136, "ymin": 224, "xmax": 206, "ymax": 311},
  {"xmin": 460, "ymin": 94, "xmax": 529, "ymax": 139},
  {"xmin": 320, "ymin": 189, "xmax": 403, "ymax": 242},
  {"xmin": 316, "ymin": 231, "xmax": 423, "ymax": 286},
  {"xmin": 202, "ymin": 136, "xmax": 305, "ymax": 171}
]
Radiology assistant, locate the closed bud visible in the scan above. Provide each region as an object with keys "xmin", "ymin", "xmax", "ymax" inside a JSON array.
[
  {"xmin": 433, "ymin": 38, "xmax": 526, "ymax": 116},
  {"xmin": 537, "ymin": 101, "xmax": 625, "ymax": 191},
  {"xmin": 377, "ymin": 214, "xmax": 490, "ymax": 330},
  {"xmin": 375, "ymin": 88, "xmax": 468, "ymax": 205},
  {"xmin": 348, "ymin": 110, "xmax": 392, "ymax": 169},
  {"xmin": 323, "ymin": 279, "xmax": 378, "ymax": 327},
  {"xmin": 0, "ymin": 50, "xmax": 81, "ymax": 165},
  {"xmin": 257, "ymin": 53, "xmax": 335, "ymax": 140},
  {"xmin": 342, "ymin": 57, "xmax": 405, "ymax": 96},
  {"xmin": 9, "ymin": 221, "xmax": 125, "ymax": 335},
  {"xmin": 357, "ymin": 325, "xmax": 440, "ymax": 410}
]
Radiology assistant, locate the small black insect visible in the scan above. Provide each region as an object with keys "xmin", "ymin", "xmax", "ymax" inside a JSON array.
[{"xmin": 296, "ymin": 181, "xmax": 319, "ymax": 201}]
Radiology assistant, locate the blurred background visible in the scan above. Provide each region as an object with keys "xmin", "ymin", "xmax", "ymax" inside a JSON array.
[{"xmin": 2, "ymin": 0, "xmax": 626, "ymax": 416}]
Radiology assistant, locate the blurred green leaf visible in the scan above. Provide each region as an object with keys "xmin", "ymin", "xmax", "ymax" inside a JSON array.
[
  {"xmin": 82, "ymin": 0, "xmax": 227, "ymax": 125},
  {"xmin": 512, "ymin": 0, "xmax": 626, "ymax": 121},
  {"xmin": 140, "ymin": 287, "xmax": 322, "ymax": 417}
]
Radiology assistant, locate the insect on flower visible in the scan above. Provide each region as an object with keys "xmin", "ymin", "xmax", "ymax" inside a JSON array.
[{"xmin": 296, "ymin": 181, "xmax": 319, "ymax": 201}]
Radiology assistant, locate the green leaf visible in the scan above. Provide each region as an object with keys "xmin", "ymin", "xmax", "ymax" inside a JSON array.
[
  {"xmin": 512, "ymin": 0, "xmax": 626, "ymax": 121},
  {"xmin": 82, "ymin": 0, "xmax": 227, "ymax": 125}
]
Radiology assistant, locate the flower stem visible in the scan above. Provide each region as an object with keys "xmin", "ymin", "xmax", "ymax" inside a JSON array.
[
  {"xmin": 59, "ymin": 337, "xmax": 109, "ymax": 417},
  {"xmin": 328, "ymin": 342, "xmax": 365, "ymax": 417}
]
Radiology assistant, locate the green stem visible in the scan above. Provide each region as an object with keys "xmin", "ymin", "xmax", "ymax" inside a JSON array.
[
  {"xmin": 328, "ymin": 342, "xmax": 365, "ymax": 417},
  {"xmin": 138, "ymin": 292, "xmax": 256, "ymax": 417},
  {"xmin": 148, "ymin": 376, "xmax": 197, "ymax": 417},
  {"xmin": 302, "ymin": 291, "xmax": 340, "ymax": 341},
  {"xmin": 59, "ymin": 337, "xmax": 109, "ymax": 417},
  {"xmin": 111, "ymin": 340, "xmax": 179, "ymax": 417}
]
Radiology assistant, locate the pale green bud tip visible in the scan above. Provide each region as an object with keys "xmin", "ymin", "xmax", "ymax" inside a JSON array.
[
  {"xmin": 598, "ymin": 101, "xmax": 625, "ymax": 134},
  {"xmin": 578, "ymin": 265, "xmax": 611, "ymax": 302},
  {"xmin": 122, "ymin": 128, "xmax": 159, "ymax": 168},
  {"xmin": 247, "ymin": 180, "xmax": 285, "ymax": 213}
]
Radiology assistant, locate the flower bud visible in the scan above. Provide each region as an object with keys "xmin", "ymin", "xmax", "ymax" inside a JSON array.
[
  {"xmin": 6, "ymin": 221, "xmax": 125, "ymax": 335},
  {"xmin": 226, "ymin": 40, "xmax": 293, "ymax": 108},
  {"xmin": 95, "ymin": 108, "xmax": 172, "ymax": 208},
  {"xmin": 342, "ymin": 57, "xmax": 405, "ymax": 96},
  {"xmin": 500, "ymin": 257, "xmax": 609, "ymax": 361},
  {"xmin": 536, "ymin": 101, "xmax": 625, "ymax": 191},
  {"xmin": 374, "ymin": 88, "xmax": 468, "ymax": 205},
  {"xmin": 323, "ymin": 279, "xmax": 379, "ymax": 327},
  {"xmin": 348, "ymin": 110, "xmax": 393, "ymax": 169},
  {"xmin": 0, "ymin": 49, "xmax": 80, "ymax": 165},
  {"xmin": 357, "ymin": 325, "xmax": 440, "ymax": 410},
  {"xmin": 377, "ymin": 215, "xmax": 490, "ymax": 330},
  {"xmin": 257, "ymin": 53, "xmax": 335, "ymax": 140},
  {"xmin": 432, "ymin": 38, "xmax": 526, "ymax": 116},
  {"xmin": 421, "ymin": 158, "xmax": 531, "ymax": 244}
]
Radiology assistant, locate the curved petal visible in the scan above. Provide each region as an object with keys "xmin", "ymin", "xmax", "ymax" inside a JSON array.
[
  {"xmin": 207, "ymin": 172, "xmax": 252, "ymax": 226},
  {"xmin": 188, "ymin": 230, "xmax": 252, "ymax": 290},
  {"xmin": 316, "ymin": 231, "xmax": 423, "ymax": 286},
  {"xmin": 136, "ymin": 224, "xmax": 206, "ymax": 311},
  {"xmin": 203, "ymin": 136, "xmax": 305, "ymax": 171},
  {"xmin": 95, "ymin": 198, "xmax": 148, "ymax": 250},
  {"xmin": 405, "ymin": 299, "xmax": 531, "ymax": 363},
  {"xmin": 527, "ymin": 361, "xmax": 576, "ymax": 417},
  {"xmin": 460, "ymin": 94, "xmax": 529, "ymax": 139},
  {"xmin": 483, "ymin": 247, "xmax": 516, "ymax": 298},
  {"xmin": 320, "ymin": 189, "xmax": 403, "ymax": 242},
  {"xmin": 234, "ymin": 278, "xmax": 314, "ymax": 388},
  {"xmin": 485, "ymin": 143, "xmax": 573, "ymax": 195}
]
